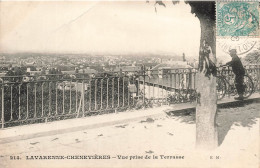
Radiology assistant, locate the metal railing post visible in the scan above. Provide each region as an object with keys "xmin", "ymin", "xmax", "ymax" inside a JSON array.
[
  {"xmin": 101, "ymin": 79, "xmax": 103, "ymax": 110},
  {"xmin": 112, "ymin": 78, "xmax": 114, "ymax": 109},
  {"xmin": 1, "ymin": 85, "xmax": 4, "ymax": 129},
  {"xmin": 94, "ymin": 79, "xmax": 97, "ymax": 111},
  {"xmin": 82, "ymin": 80, "xmax": 85, "ymax": 117},
  {"xmin": 143, "ymin": 66, "xmax": 146, "ymax": 107}
]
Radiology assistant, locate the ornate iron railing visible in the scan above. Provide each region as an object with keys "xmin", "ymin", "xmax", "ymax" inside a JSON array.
[{"xmin": 0, "ymin": 65, "xmax": 259, "ymax": 128}]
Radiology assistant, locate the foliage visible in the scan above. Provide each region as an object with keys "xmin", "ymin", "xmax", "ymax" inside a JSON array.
[
  {"xmin": 5, "ymin": 67, "xmax": 27, "ymax": 82},
  {"xmin": 153, "ymin": 0, "xmax": 215, "ymax": 20},
  {"xmin": 243, "ymin": 49, "xmax": 260, "ymax": 64},
  {"xmin": 48, "ymin": 68, "xmax": 62, "ymax": 75}
]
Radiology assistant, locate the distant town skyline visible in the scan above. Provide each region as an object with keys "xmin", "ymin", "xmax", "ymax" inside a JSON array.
[{"xmin": 0, "ymin": 1, "xmax": 201, "ymax": 58}]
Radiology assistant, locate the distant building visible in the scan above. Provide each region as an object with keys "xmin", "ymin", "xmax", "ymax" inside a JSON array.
[
  {"xmin": 25, "ymin": 62, "xmax": 36, "ymax": 66},
  {"xmin": 78, "ymin": 68, "xmax": 97, "ymax": 74},
  {"xmin": 0, "ymin": 73, "xmax": 5, "ymax": 77},
  {"xmin": 152, "ymin": 61, "xmax": 192, "ymax": 71},
  {"xmin": 0, "ymin": 56, "xmax": 6, "ymax": 60},
  {"xmin": 147, "ymin": 61, "xmax": 194, "ymax": 91},
  {"xmin": 57, "ymin": 82, "xmax": 89, "ymax": 91},
  {"xmin": 114, "ymin": 65, "xmax": 141, "ymax": 72},
  {"xmin": 62, "ymin": 71, "xmax": 75, "ymax": 75},
  {"xmin": 29, "ymin": 71, "xmax": 41, "ymax": 76}
]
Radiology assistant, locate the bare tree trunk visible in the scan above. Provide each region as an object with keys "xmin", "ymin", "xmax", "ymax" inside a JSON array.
[{"xmin": 195, "ymin": 15, "xmax": 218, "ymax": 150}]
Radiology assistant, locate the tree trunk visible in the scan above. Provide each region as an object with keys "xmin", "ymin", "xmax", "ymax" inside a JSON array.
[{"xmin": 196, "ymin": 15, "xmax": 218, "ymax": 150}]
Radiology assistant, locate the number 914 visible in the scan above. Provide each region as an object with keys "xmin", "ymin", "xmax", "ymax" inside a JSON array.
[{"xmin": 10, "ymin": 156, "xmax": 21, "ymax": 160}]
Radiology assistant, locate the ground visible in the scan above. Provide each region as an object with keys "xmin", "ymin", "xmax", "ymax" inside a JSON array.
[{"xmin": 0, "ymin": 101, "xmax": 259, "ymax": 168}]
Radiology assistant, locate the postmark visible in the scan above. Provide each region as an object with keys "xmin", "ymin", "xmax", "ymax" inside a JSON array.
[
  {"xmin": 217, "ymin": 2, "xmax": 259, "ymax": 37},
  {"xmin": 217, "ymin": 36, "xmax": 258, "ymax": 55}
]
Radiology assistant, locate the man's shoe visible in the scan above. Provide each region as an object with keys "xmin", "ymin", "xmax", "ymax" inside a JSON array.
[{"xmin": 234, "ymin": 96, "xmax": 244, "ymax": 100}]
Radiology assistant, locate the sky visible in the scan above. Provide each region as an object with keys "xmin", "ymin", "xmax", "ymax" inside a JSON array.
[{"xmin": 0, "ymin": 1, "xmax": 201, "ymax": 58}]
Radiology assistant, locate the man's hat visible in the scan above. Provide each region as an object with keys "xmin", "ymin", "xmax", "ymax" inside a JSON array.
[{"xmin": 229, "ymin": 48, "xmax": 237, "ymax": 53}]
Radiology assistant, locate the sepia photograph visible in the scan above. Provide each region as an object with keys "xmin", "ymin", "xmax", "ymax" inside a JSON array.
[{"xmin": 0, "ymin": 0, "xmax": 259, "ymax": 167}]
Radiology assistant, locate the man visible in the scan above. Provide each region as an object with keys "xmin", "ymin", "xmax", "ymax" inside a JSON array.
[{"xmin": 223, "ymin": 49, "xmax": 245, "ymax": 100}]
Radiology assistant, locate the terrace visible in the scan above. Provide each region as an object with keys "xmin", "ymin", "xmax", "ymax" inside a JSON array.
[{"xmin": 0, "ymin": 65, "xmax": 259, "ymax": 129}]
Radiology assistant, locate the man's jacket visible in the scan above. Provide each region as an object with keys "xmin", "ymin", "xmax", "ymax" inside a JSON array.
[{"xmin": 226, "ymin": 55, "xmax": 245, "ymax": 75}]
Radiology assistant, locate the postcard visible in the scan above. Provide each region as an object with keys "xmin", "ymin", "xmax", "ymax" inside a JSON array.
[{"xmin": 0, "ymin": 0, "xmax": 259, "ymax": 168}]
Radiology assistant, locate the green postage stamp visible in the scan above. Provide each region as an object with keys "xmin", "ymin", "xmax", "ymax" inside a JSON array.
[{"xmin": 217, "ymin": 1, "xmax": 259, "ymax": 37}]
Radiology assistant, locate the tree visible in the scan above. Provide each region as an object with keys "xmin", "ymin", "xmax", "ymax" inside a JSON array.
[
  {"xmin": 189, "ymin": 2, "xmax": 217, "ymax": 150},
  {"xmin": 243, "ymin": 48, "xmax": 260, "ymax": 64},
  {"xmin": 5, "ymin": 67, "xmax": 26, "ymax": 82},
  {"xmin": 155, "ymin": 1, "xmax": 217, "ymax": 149}
]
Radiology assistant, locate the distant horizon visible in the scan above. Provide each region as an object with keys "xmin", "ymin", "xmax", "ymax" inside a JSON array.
[{"xmin": 0, "ymin": 51, "xmax": 194, "ymax": 58}]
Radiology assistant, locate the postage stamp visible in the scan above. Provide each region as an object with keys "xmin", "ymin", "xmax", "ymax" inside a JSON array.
[{"xmin": 217, "ymin": 1, "xmax": 259, "ymax": 37}]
